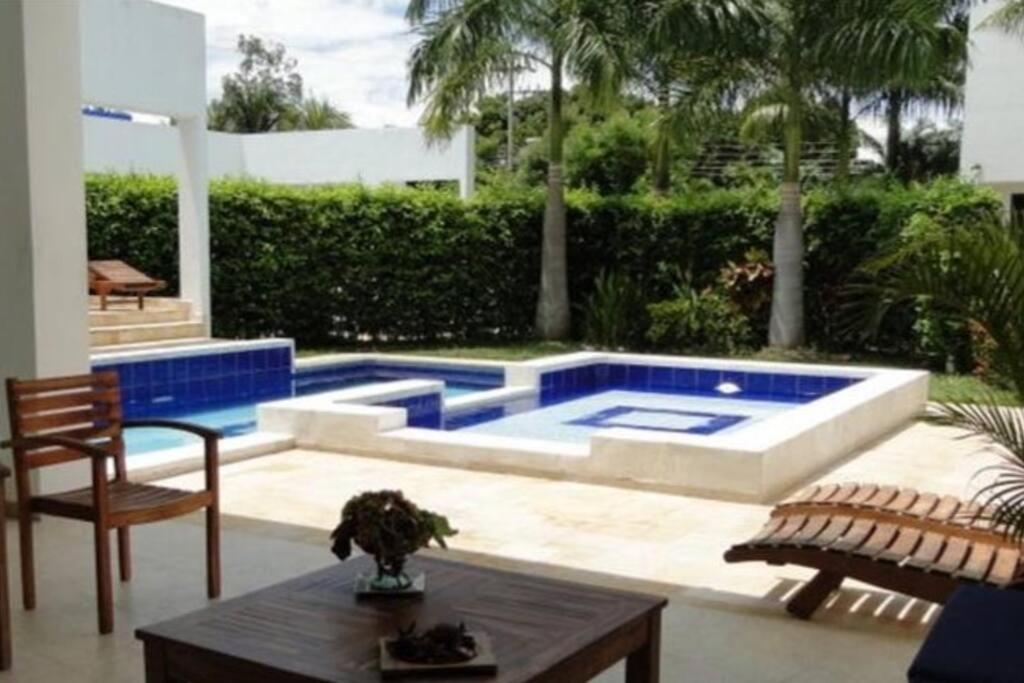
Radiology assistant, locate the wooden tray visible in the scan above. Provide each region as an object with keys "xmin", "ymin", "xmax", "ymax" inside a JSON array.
[{"xmin": 379, "ymin": 632, "xmax": 497, "ymax": 679}]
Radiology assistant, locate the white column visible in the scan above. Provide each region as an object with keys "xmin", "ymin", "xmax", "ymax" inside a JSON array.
[
  {"xmin": 177, "ymin": 113, "xmax": 212, "ymax": 336},
  {"xmin": 0, "ymin": 0, "xmax": 90, "ymax": 492}
]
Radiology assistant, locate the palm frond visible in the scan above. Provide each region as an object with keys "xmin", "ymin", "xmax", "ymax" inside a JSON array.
[
  {"xmin": 981, "ymin": 0, "xmax": 1024, "ymax": 37},
  {"xmin": 934, "ymin": 397, "xmax": 1024, "ymax": 543}
]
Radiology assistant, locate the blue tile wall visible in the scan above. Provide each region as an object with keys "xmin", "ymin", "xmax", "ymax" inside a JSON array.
[
  {"xmin": 539, "ymin": 363, "xmax": 861, "ymax": 405},
  {"xmin": 379, "ymin": 393, "xmax": 443, "ymax": 429},
  {"xmin": 294, "ymin": 362, "xmax": 503, "ymax": 397},
  {"xmin": 93, "ymin": 344, "xmax": 293, "ymax": 418}
]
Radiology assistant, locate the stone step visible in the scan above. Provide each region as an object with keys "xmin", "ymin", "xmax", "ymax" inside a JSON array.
[
  {"xmin": 90, "ymin": 321, "xmax": 206, "ymax": 347},
  {"xmin": 89, "ymin": 296, "xmax": 192, "ymax": 327}
]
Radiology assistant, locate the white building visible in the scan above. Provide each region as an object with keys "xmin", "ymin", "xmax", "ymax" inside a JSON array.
[{"xmin": 961, "ymin": 0, "xmax": 1024, "ymax": 211}]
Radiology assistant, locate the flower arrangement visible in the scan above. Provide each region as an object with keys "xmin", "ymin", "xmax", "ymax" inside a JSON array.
[{"xmin": 330, "ymin": 490, "xmax": 456, "ymax": 590}]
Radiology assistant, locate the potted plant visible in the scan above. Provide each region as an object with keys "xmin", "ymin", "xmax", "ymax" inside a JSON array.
[{"xmin": 330, "ymin": 490, "xmax": 456, "ymax": 592}]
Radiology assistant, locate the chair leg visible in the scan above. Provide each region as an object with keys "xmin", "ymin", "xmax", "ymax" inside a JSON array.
[
  {"xmin": 94, "ymin": 524, "xmax": 113, "ymax": 634},
  {"xmin": 786, "ymin": 570, "xmax": 844, "ymax": 619},
  {"xmin": 206, "ymin": 505, "xmax": 220, "ymax": 599},
  {"xmin": 117, "ymin": 527, "xmax": 132, "ymax": 582},
  {"xmin": 137, "ymin": 294, "xmax": 144, "ymax": 310},
  {"xmin": 17, "ymin": 505, "xmax": 34, "ymax": 611}
]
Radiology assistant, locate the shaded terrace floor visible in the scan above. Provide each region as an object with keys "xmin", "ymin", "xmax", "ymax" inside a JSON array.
[{"xmin": 0, "ymin": 418, "xmax": 1001, "ymax": 681}]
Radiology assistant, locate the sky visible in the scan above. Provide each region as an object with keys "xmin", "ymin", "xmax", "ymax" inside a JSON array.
[{"xmin": 159, "ymin": 0, "xmax": 425, "ymax": 128}]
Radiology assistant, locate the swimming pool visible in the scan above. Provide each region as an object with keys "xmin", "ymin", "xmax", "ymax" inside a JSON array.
[
  {"xmin": 260, "ymin": 352, "xmax": 929, "ymax": 501},
  {"xmin": 118, "ymin": 358, "xmax": 503, "ymax": 455}
]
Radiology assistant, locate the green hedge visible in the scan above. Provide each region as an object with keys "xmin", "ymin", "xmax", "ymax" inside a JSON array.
[{"xmin": 85, "ymin": 174, "xmax": 1001, "ymax": 354}]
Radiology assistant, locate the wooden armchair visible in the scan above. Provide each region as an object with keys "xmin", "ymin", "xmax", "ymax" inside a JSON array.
[{"xmin": 1, "ymin": 371, "xmax": 220, "ymax": 634}]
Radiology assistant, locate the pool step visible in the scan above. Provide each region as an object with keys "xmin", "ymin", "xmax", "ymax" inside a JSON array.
[{"xmin": 90, "ymin": 321, "xmax": 207, "ymax": 347}]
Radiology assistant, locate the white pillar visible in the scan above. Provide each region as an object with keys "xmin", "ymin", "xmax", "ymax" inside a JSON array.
[
  {"xmin": 177, "ymin": 113, "xmax": 212, "ymax": 335},
  {"xmin": 0, "ymin": 0, "xmax": 90, "ymax": 492}
]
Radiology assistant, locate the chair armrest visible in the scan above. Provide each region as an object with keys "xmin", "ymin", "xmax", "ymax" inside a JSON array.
[
  {"xmin": 0, "ymin": 435, "xmax": 113, "ymax": 461},
  {"xmin": 123, "ymin": 419, "xmax": 221, "ymax": 441},
  {"xmin": 123, "ymin": 419, "xmax": 220, "ymax": 492}
]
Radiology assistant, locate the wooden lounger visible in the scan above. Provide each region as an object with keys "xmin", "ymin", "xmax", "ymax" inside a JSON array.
[
  {"xmin": 88, "ymin": 260, "xmax": 165, "ymax": 311},
  {"xmin": 724, "ymin": 482, "xmax": 1023, "ymax": 619}
]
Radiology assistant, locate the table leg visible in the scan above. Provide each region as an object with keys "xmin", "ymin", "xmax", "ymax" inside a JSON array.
[
  {"xmin": 625, "ymin": 611, "xmax": 661, "ymax": 683},
  {"xmin": 144, "ymin": 641, "xmax": 171, "ymax": 682}
]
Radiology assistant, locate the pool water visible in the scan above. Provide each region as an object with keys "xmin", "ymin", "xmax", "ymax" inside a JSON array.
[
  {"xmin": 125, "ymin": 379, "xmax": 486, "ymax": 456},
  {"xmin": 444, "ymin": 389, "xmax": 792, "ymax": 443}
]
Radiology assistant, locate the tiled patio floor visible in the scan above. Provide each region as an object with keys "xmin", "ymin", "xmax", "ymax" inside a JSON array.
[{"xmin": 0, "ymin": 418, "xmax": 1002, "ymax": 681}]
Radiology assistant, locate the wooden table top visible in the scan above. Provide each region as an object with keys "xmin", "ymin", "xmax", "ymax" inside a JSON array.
[{"xmin": 137, "ymin": 555, "xmax": 667, "ymax": 682}]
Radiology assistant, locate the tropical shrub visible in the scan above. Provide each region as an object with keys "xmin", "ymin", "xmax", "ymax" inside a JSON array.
[
  {"xmin": 580, "ymin": 270, "xmax": 648, "ymax": 350},
  {"xmin": 646, "ymin": 287, "xmax": 751, "ymax": 354},
  {"xmin": 565, "ymin": 116, "xmax": 649, "ymax": 194}
]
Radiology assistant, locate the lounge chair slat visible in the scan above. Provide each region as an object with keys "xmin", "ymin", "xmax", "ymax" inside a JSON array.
[
  {"xmin": 929, "ymin": 496, "xmax": 961, "ymax": 522},
  {"xmin": 763, "ymin": 515, "xmax": 808, "ymax": 545},
  {"xmin": 953, "ymin": 501, "xmax": 982, "ymax": 527},
  {"xmin": 885, "ymin": 488, "xmax": 919, "ymax": 513},
  {"xmin": 847, "ymin": 484, "xmax": 879, "ymax": 506},
  {"xmin": 956, "ymin": 543, "xmax": 996, "ymax": 582},
  {"xmin": 790, "ymin": 515, "xmax": 830, "ymax": 546},
  {"xmin": 827, "ymin": 483, "xmax": 860, "ymax": 504},
  {"xmin": 809, "ymin": 483, "xmax": 840, "ymax": 503},
  {"xmin": 856, "ymin": 523, "xmax": 899, "ymax": 558},
  {"xmin": 876, "ymin": 527, "xmax": 923, "ymax": 563},
  {"xmin": 930, "ymin": 537, "xmax": 970, "ymax": 575},
  {"xmin": 831, "ymin": 518, "xmax": 875, "ymax": 553},
  {"xmin": 748, "ymin": 517, "xmax": 787, "ymax": 544},
  {"xmin": 987, "ymin": 548, "xmax": 1021, "ymax": 585},
  {"xmin": 864, "ymin": 485, "xmax": 899, "ymax": 509},
  {"xmin": 905, "ymin": 531, "xmax": 946, "ymax": 569},
  {"xmin": 808, "ymin": 516, "xmax": 853, "ymax": 548},
  {"xmin": 907, "ymin": 492, "xmax": 939, "ymax": 518}
]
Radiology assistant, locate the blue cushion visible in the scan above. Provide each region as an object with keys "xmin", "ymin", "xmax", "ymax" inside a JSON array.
[{"xmin": 909, "ymin": 585, "xmax": 1024, "ymax": 682}]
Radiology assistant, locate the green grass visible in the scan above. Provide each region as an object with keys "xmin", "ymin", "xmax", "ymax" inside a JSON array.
[
  {"xmin": 928, "ymin": 373, "xmax": 1020, "ymax": 406},
  {"xmin": 296, "ymin": 341, "xmax": 1019, "ymax": 404}
]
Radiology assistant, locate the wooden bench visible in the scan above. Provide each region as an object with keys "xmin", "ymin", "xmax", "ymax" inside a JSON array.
[{"xmin": 724, "ymin": 483, "xmax": 1023, "ymax": 618}]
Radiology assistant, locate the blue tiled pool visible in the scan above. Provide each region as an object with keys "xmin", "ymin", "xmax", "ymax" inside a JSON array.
[
  {"xmin": 422, "ymin": 362, "xmax": 864, "ymax": 442},
  {"xmin": 109, "ymin": 355, "xmax": 503, "ymax": 455}
]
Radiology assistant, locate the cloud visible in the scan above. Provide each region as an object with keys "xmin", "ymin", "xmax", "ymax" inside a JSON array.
[{"xmin": 158, "ymin": 0, "xmax": 424, "ymax": 127}]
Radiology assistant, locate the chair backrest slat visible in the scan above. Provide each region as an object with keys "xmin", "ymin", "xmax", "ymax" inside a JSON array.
[{"xmin": 4, "ymin": 371, "xmax": 125, "ymax": 472}]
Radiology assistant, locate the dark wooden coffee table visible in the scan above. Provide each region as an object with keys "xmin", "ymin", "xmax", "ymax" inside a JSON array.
[{"xmin": 136, "ymin": 555, "xmax": 667, "ymax": 682}]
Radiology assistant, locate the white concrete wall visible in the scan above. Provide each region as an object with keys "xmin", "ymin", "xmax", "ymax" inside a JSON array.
[
  {"xmin": 84, "ymin": 117, "xmax": 242, "ymax": 177},
  {"xmin": 80, "ymin": 0, "xmax": 205, "ymax": 117},
  {"xmin": 1, "ymin": 0, "xmax": 91, "ymax": 493},
  {"xmin": 961, "ymin": 0, "xmax": 1024, "ymax": 200},
  {"xmin": 84, "ymin": 118, "xmax": 477, "ymax": 198}
]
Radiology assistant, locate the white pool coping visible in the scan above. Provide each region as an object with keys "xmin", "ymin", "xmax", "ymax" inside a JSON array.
[
  {"xmin": 92, "ymin": 337, "xmax": 295, "ymax": 364},
  {"xmin": 259, "ymin": 352, "xmax": 929, "ymax": 502}
]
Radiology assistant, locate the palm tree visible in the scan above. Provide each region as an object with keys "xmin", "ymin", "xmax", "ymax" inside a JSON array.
[
  {"xmin": 634, "ymin": 1, "xmax": 763, "ymax": 194},
  {"xmin": 291, "ymin": 96, "xmax": 354, "ymax": 131},
  {"xmin": 406, "ymin": 0, "xmax": 633, "ymax": 340},
  {"xmin": 741, "ymin": 0, "xmax": 956, "ymax": 348}
]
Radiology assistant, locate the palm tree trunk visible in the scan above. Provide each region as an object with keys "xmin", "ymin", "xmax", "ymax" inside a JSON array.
[
  {"xmin": 885, "ymin": 88, "xmax": 903, "ymax": 173},
  {"xmin": 652, "ymin": 80, "xmax": 672, "ymax": 195},
  {"xmin": 835, "ymin": 90, "xmax": 852, "ymax": 182},
  {"xmin": 536, "ymin": 54, "xmax": 571, "ymax": 340},
  {"xmin": 769, "ymin": 87, "xmax": 805, "ymax": 349}
]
